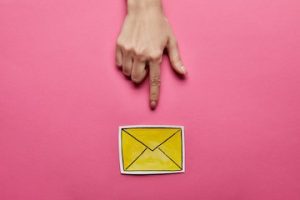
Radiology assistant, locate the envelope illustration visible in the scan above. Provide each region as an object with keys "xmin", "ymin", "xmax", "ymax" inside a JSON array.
[{"xmin": 119, "ymin": 126, "xmax": 185, "ymax": 174}]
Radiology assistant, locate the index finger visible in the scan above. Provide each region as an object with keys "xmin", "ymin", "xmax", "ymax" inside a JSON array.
[{"xmin": 149, "ymin": 61, "xmax": 161, "ymax": 109}]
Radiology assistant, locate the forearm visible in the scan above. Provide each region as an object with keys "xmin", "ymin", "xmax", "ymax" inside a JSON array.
[{"xmin": 127, "ymin": 0, "xmax": 163, "ymax": 14}]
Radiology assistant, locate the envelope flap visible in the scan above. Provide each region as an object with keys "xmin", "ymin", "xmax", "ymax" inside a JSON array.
[
  {"xmin": 126, "ymin": 149, "xmax": 181, "ymax": 171},
  {"xmin": 121, "ymin": 130, "xmax": 147, "ymax": 169},
  {"xmin": 122, "ymin": 127, "xmax": 181, "ymax": 150}
]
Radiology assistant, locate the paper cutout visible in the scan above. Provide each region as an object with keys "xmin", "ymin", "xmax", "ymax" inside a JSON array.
[{"xmin": 119, "ymin": 125, "xmax": 185, "ymax": 174}]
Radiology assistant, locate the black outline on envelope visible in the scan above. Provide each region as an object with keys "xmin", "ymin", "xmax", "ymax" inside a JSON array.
[{"xmin": 121, "ymin": 128, "xmax": 183, "ymax": 171}]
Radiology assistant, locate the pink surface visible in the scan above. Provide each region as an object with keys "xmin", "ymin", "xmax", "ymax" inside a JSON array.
[{"xmin": 1, "ymin": 0, "xmax": 300, "ymax": 199}]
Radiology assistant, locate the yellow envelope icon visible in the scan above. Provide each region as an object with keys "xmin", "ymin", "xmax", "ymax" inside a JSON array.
[{"xmin": 119, "ymin": 126, "xmax": 185, "ymax": 174}]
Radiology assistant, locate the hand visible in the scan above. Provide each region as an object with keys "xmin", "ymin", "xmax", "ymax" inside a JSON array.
[{"xmin": 116, "ymin": 0, "xmax": 186, "ymax": 109}]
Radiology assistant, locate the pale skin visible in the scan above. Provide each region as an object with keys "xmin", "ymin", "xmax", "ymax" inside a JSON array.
[{"xmin": 116, "ymin": 0, "xmax": 186, "ymax": 109}]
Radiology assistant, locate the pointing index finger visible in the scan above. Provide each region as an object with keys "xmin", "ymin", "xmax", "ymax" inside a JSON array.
[{"xmin": 149, "ymin": 61, "xmax": 161, "ymax": 109}]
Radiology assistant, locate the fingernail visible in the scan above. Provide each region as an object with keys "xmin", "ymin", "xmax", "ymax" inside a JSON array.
[
  {"xmin": 180, "ymin": 66, "xmax": 187, "ymax": 74},
  {"xmin": 150, "ymin": 100, "xmax": 157, "ymax": 109}
]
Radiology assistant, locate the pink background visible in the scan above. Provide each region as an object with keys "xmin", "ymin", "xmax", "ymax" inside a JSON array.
[{"xmin": 1, "ymin": 0, "xmax": 300, "ymax": 199}]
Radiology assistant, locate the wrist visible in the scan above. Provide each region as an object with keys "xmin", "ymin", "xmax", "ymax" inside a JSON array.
[{"xmin": 127, "ymin": 0, "xmax": 163, "ymax": 15}]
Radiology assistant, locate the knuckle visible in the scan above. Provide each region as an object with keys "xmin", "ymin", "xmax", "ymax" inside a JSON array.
[
  {"xmin": 149, "ymin": 51, "xmax": 162, "ymax": 61},
  {"xmin": 134, "ymin": 49, "xmax": 147, "ymax": 61},
  {"xmin": 123, "ymin": 45, "xmax": 133, "ymax": 52},
  {"xmin": 123, "ymin": 68, "xmax": 131, "ymax": 76},
  {"xmin": 150, "ymin": 91, "xmax": 158, "ymax": 100},
  {"xmin": 131, "ymin": 72, "xmax": 142, "ymax": 83},
  {"xmin": 116, "ymin": 38, "xmax": 124, "ymax": 47},
  {"xmin": 123, "ymin": 71, "xmax": 131, "ymax": 77},
  {"xmin": 131, "ymin": 76, "xmax": 142, "ymax": 83},
  {"xmin": 131, "ymin": 77, "xmax": 139, "ymax": 83},
  {"xmin": 133, "ymin": 48, "xmax": 144, "ymax": 56},
  {"xmin": 138, "ymin": 55, "xmax": 147, "ymax": 62},
  {"xmin": 150, "ymin": 74, "xmax": 160, "ymax": 87}
]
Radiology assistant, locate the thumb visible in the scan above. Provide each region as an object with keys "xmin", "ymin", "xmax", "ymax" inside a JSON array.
[{"xmin": 167, "ymin": 36, "xmax": 187, "ymax": 75}]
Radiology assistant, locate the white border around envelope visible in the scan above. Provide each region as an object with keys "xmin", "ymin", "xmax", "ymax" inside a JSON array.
[{"xmin": 118, "ymin": 125, "xmax": 185, "ymax": 175}]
